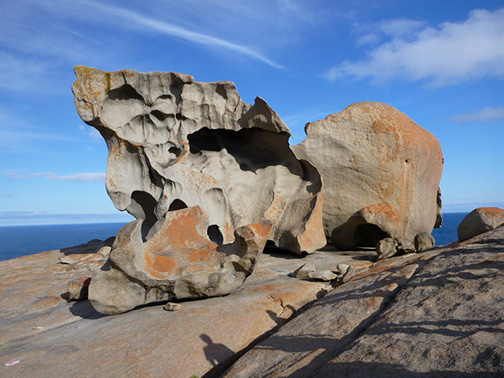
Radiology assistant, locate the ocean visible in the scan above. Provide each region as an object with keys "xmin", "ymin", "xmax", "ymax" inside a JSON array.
[{"xmin": 0, "ymin": 213, "xmax": 467, "ymax": 261}]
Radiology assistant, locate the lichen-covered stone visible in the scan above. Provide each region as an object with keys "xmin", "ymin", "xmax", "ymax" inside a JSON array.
[
  {"xmin": 293, "ymin": 102, "xmax": 443, "ymax": 247},
  {"xmin": 72, "ymin": 66, "xmax": 325, "ymax": 255},
  {"xmin": 88, "ymin": 206, "xmax": 272, "ymax": 314}
]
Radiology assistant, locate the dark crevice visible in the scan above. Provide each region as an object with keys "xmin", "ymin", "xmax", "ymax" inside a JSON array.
[
  {"xmin": 187, "ymin": 127, "xmax": 301, "ymax": 176},
  {"xmin": 107, "ymin": 84, "xmax": 144, "ymax": 102},
  {"xmin": 207, "ymin": 225, "xmax": 224, "ymax": 245},
  {"xmin": 168, "ymin": 199, "xmax": 188, "ymax": 212},
  {"xmin": 354, "ymin": 224, "xmax": 390, "ymax": 247}
]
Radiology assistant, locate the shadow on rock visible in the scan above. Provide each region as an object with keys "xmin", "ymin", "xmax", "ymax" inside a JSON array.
[{"xmin": 69, "ymin": 300, "xmax": 106, "ymax": 320}]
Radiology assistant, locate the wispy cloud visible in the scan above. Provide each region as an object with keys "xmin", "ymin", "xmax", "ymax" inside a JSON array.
[
  {"xmin": 6, "ymin": 172, "xmax": 106, "ymax": 182},
  {"xmin": 450, "ymin": 106, "xmax": 504, "ymax": 123},
  {"xmin": 0, "ymin": 211, "xmax": 132, "ymax": 226},
  {"xmin": 325, "ymin": 8, "xmax": 504, "ymax": 86},
  {"xmin": 86, "ymin": 2, "xmax": 283, "ymax": 69}
]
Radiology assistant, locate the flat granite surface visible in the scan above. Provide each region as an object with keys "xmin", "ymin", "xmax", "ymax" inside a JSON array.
[{"xmin": 0, "ymin": 241, "xmax": 374, "ymax": 378}]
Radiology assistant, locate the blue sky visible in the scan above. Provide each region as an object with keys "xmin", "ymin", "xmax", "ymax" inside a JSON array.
[{"xmin": 1, "ymin": 0, "xmax": 503, "ymax": 226}]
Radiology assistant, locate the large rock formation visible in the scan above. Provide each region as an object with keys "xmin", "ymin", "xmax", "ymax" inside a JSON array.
[
  {"xmin": 457, "ymin": 207, "xmax": 504, "ymax": 241},
  {"xmin": 293, "ymin": 102, "xmax": 443, "ymax": 249},
  {"xmin": 72, "ymin": 66, "xmax": 325, "ymax": 313},
  {"xmin": 72, "ymin": 66, "xmax": 324, "ymax": 255}
]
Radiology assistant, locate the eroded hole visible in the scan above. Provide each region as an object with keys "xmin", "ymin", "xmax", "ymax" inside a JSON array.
[
  {"xmin": 207, "ymin": 225, "xmax": 224, "ymax": 245},
  {"xmin": 108, "ymin": 84, "xmax": 144, "ymax": 102},
  {"xmin": 151, "ymin": 110, "xmax": 169, "ymax": 121},
  {"xmin": 168, "ymin": 199, "xmax": 188, "ymax": 211},
  {"xmin": 169, "ymin": 146, "xmax": 182, "ymax": 157}
]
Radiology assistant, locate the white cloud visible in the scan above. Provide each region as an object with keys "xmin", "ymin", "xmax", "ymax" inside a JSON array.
[
  {"xmin": 450, "ymin": 106, "xmax": 504, "ymax": 123},
  {"xmin": 5, "ymin": 171, "xmax": 106, "ymax": 182},
  {"xmin": 39, "ymin": 172, "xmax": 106, "ymax": 182},
  {"xmin": 325, "ymin": 8, "xmax": 504, "ymax": 86},
  {"xmin": 85, "ymin": 2, "xmax": 283, "ymax": 69}
]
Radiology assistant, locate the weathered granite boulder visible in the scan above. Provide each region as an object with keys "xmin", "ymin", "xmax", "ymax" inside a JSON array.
[
  {"xmin": 457, "ymin": 207, "xmax": 504, "ymax": 241},
  {"xmin": 293, "ymin": 102, "xmax": 443, "ymax": 248},
  {"xmin": 72, "ymin": 66, "xmax": 325, "ymax": 255},
  {"xmin": 88, "ymin": 206, "xmax": 272, "ymax": 314}
]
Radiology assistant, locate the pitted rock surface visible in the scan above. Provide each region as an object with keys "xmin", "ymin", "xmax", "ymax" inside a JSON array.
[
  {"xmin": 293, "ymin": 102, "xmax": 443, "ymax": 247},
  {"xmin": 72, "ymin": 66, "xmax": 325, "ymax": 255}
]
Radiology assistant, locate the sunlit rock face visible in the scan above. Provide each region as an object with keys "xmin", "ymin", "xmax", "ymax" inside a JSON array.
[
  {"xmin": 72, "ymin": 66, "xmax": 324, "ymax": 254},
  {"xmin": 293, "ymin": 102, "xmax": 443, "ymax": 248},
  {"xmin": 72, "ymin": 66, "xmax": 325, "ymax": 313}
]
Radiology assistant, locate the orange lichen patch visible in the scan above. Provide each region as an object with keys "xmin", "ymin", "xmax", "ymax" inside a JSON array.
[
  {"xmin": 479, "ymin": 207, "xmax": 504, "ymax": 216},
  {"xmin": 244, "ymin": 221, "xmax": 273, "ymax": 240},
  {"xmin": 144, "ymin": 252, "xmax": 177, "ymax": 278},
  {"xmin": 188, "ymin": 248, "xmax": 217, "ymax": 263},
  {"xmin": 147, "ymin": 207, "xmax": 210, "ymax": 250},
  {"xmin": 73, "ymin": 65, "xmax": 111, "ymax": 101},
  {"xmin": 360, "ymin": 203, "xmax": 400, "ymax": 224}
]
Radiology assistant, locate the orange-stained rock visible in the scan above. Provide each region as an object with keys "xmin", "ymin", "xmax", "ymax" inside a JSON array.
[
  {"xmin": 88, "ymin": 206, "xmax": 273, "ymax": 314},
  {"xmin": 457, "ymin": 207, "xmax": 504, "ymax": 241},
  {"xmin": 293, "ymin": 102, "xmax": 443, "ymax": 247},
  {"xmin": 331, "ymin": 203, "xmax": 401, "ymax": 249},
  {"xmin": 72, "ymin": 66, "xmax": 325, "ymax": 255}
]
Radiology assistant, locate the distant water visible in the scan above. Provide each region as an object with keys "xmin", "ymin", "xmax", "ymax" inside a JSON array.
[
  {"xmin": 431, "ymin": 212, "xmax": 467, "ymax": 246},
  {"xmin": 0, "ymin": 223, "xmax": 126, "ymax": 261},
  {"xmin": 0, "ymin": 213, "xmax": 467, "ymax": 262}
]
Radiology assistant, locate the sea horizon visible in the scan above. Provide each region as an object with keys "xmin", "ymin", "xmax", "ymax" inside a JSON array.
[{"xmin": 0, "ymin": 212, "xmax": 468, "ymax": 262}]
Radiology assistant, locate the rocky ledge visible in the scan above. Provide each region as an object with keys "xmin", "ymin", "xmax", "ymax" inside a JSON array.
[{"xmin": 1, "ymin": 226, "xmax": 503, "ymax": 377}]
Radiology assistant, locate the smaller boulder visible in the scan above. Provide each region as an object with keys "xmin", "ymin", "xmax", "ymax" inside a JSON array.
[
  {"xmin": 67, "ymin": 277, "xmax": 91, "ymax": 301},
  {"xmin": 308, "ymin": 270, "xmax": 337, "ymax": 282},
  {"xmin": 376, "ymin": 237, "xmax": 415, "ymax": 260},
  {"xmin": 376, "ymin": 238, "xmax": 398, "ymax": 260},
  {"xmin": 457, "ymin": 207, "xmax": 504, "ymax": 241},
  {"xmin": 289, "ymin": 261, "xmax": 316, "ymax": 279},
  {"xmin": 414, "ymin": 232, "xmax": 435, "ymax": 251}
]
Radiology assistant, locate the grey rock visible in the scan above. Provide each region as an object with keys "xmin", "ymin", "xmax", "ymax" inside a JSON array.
[
  {"xmin": 457, "ymin": 207, "xmax": 504, "ymax": 241},
  {"xmin": 377, "ymin": 237, "xmax": 415, "ymax": 261},
  {"xmin": 289, "ymin": 261, "xmax": 316, "ymax": 278},
  {"xmin": 96, "ymin": 245, "xmax": 112, "ymax": 257},
  {"xmin": 307, "ymin": 270, "xmax": 337, "ymax": 282},
  {"xmin": 67, "ymin": 277, "xmax": 91, "ymax": 301},
  {"xmin": 72, "ymin": 66, "xmax": 325, "ymax": 255},
  {"xmin": 293, "ymin": 102, "xmax": 443, "ymax": 247},
  {"xmin": 331, "ymin": 263, "xmax": 350, "ymax": 276},
  {"xmin": 376, "ymin": 237, "xmax": 398, "ymax": 260},
  {"xmin": 396, "ymin": 238, "xmax": 415, "ymax": 254},
  {"xmin": 414, "ymin": 231, "xmax": 435, "ymax": 251},
  {"xmin": 163, "ymin": 302, "xmax": 182, "ymax": 311}
]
